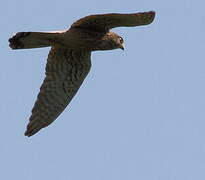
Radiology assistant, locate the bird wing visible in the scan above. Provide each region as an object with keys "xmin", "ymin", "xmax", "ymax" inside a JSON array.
[
  {"xmin": 25, "ymin": 47, "xmax": 91, "ymax": 137},
  {"xmin": 71, "ymin": 11, "xmax": 155, "ymax": 32}
]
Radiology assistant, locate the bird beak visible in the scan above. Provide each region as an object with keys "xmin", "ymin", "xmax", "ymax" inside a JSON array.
[{"xmin": 119, "ymin": 44, "xmax": 124, "ymax": 50}]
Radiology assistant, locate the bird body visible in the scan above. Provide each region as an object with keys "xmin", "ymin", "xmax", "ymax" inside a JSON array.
[
  {"xmin": 9, "ymin": 29, "xmax": 123, "ymax": 51},
  {"xmin": 9, "ymin": 11, "xmax": 155, "ymax": 136}
]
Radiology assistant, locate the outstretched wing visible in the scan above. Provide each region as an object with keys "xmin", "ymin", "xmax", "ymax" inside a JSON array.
[
  {"xmin": 71, "ymin": 11, "xmax": 155, "ymax": 32},
  {"xmin": 25, "ymin": 47, "xmax": 91, "ymax": 137}
]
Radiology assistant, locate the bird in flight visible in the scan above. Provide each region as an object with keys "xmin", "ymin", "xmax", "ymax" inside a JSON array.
[{"xmin": 9, "ymin": 11, "xmax": 155, "ymax": 137}]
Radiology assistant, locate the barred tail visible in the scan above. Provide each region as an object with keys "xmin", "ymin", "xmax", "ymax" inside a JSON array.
[{"xmin": 9, "ymin": 31, "xmax": 64, "ymax": 50}]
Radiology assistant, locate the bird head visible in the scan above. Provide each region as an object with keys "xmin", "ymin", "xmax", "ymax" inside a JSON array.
[
  {"xmin": 97, "ymin": 32, "xmax": 124, "ymax": 51},
  {"xmin": 107, "ymin": 32, "xmax": 124, "ymax": 50}
]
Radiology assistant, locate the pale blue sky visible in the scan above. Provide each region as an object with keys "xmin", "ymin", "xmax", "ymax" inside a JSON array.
[{"xmin": 1, "ymin": 0, "xmax": 205, "ymax": 179}]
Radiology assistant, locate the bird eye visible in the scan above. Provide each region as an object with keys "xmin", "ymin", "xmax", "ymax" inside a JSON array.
[{"xmin": 119, "ymin": 37, "xmax": 124, "ymax": 44}]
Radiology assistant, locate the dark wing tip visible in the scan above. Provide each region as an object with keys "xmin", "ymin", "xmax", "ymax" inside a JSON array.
[
  {"xmin": 140, "ymin": 11, "xmax": 156, "ymax": 25},
  {"xmin": 148, "ymin": 11, "xmax": 156, "ymax": 23},
  {"xmin": 24, "ymin": 120, "xmax": 42, "ymax": 137},
  {"xmin": 24, "ymin": 131, "xmax": 32, "ymax": 137},
  {"xmin": 148, "ymin": 11, "xmax": 156, "ymax": 15},
  {"xmin": 24, "ymin": 128, "xmax": 40, "ymax": 137},
  {"xmin": 9, "ymin": 32, "xmax": 30, "ymax": 49},
  {"xmin": 24, "ymin": 129, "xmax": 35, "ymax": 137}
]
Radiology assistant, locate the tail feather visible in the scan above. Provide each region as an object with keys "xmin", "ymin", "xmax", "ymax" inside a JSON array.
[{"xmin": 9, "ymin": 31, "xmax": 64, "ymax": 50}]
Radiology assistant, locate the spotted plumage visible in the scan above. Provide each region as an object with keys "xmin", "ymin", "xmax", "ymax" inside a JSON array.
[{"xmin": 9, "ymin": 11, "xmax": 155, "ymax": 136}]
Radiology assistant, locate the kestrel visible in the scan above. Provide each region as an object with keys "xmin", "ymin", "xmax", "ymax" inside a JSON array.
[{"xmin": 9, "ymin": 11, "xmax": 155, "ymax": 137}]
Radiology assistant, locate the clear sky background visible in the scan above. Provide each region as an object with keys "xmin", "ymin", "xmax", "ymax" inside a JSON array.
[{"xmin": 1, "ymin": 0, "xmax": 205, "ymax": 180}]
